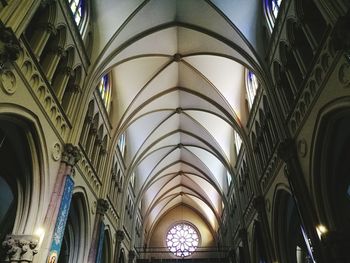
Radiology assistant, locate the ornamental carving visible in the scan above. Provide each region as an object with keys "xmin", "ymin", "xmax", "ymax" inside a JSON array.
[
  {"xmin": 1, "ymin": 235, "xmax": 39, "ymax": 262},
  {"xmin": 0, "ymin": 24, "xmax": 21, "ymax": 72},
  {"xmin": 61, "ymin": 143, "xmax": 81, "ymax": 166},
  {"xmin": 96, "ymin": 198, "xmax": 109, "ymax": 215},
  {"xmin": 116, "ymin": 230, "xmax": 125, "ymax": 242}
]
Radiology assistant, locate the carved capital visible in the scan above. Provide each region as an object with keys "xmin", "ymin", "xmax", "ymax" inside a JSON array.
[
  {"xmin": 253, "ymin": 195, "xmax": 265, "ymax": 213},
  {"xmin": 41, "ymin": 0, "xmax": 56, "ymax": 8},
  {"xmin": 116, "ymin": 230, "xmax": 125, "ymax": 243},
  {"xmin": 61, "ymin": 66, "xmax": 72, "ymax": 76},
  {"xmin": 61, "ymin": 143, "xmax": 81, "ymax": 166},
  {"xmin": 68, "ymin": 84, "xmax": 80, "ymax": 93},
  {"xmin": 277, "ymin": 139, "xmax": 296, "ymax": 162},
  {"xmin": 0, "ymin": 24, "xmax": 21, "ymax": 72},
  {"xmin": 96, "ymin": 198, "xmax": 109, "ymax": 215},
  {"xmin": 128, "ymin": 250, "xmax": 136, "ymax": 262},
  {"xmin": 2, "ymin": 235, "xmax": 39, "ymax": 262},
  {"xmin": 238, "ymin": 228, "xmax": 247, "ymax": 241},
  {"xmin": 55, "ymin": 46, "xmax": 66, "ymax": 57},
  {"xmin": 332, "ymin": 13, "xmax": 350, "ymax": 52},
  {"xmin": 36, "ymin": 22, "xmax": 56, "ymax": 35}
]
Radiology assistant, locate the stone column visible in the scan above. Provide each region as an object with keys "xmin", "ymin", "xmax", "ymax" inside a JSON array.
[
  {"xmin": 277, "ymin": 139, "xmax": 327, "ymax": 263},
  {"xmin": 87, "ymin": 199, "xmax": 109, "ymax": 263},
  {"xmin": 41, "ymin": 46, "xmax": 66, "ymax": 83},
  {"xmin": 128, "ymin": 250, "xmax": 136, "ymax": 263},
  {"xmin": 2, "ymin": 235, "xmax": 39, "ymax": 262},
  {"xmin": 322, "ymin": 230, "xmax": 350, "ymax": 262},
  {"xmin": 55, "ymin": 66, "xmax": 73, "ymax": 100},
  {"xmin": 0, "ymin": 22, "xmax": 21, "ymax": 73},
  {"xmin": 253, "ymin": 195, "xmax": 276, "ymax": 262},
  {"xmin": 238, "ymin": 228, "xmax": 250, "ymax": 263},
  {"xmin": 44, "ymin": 144, "xmax": 81, "ymax": 236},
  {"xmin": 332, "ymin": 12, "xmax": 350, "ymax": 63},
  {"xmin": 28, "ymin": 22, "xmax": 56, "ymax": 59},
  {"xmin": 113, "ymin": 230, "xmax": 125, "ymax": 263}
]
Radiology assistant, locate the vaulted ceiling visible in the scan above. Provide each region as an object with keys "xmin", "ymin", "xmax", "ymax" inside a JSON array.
[{"xmin": 88, "ymin": 0, "xmax": 264, "ymax": 244}]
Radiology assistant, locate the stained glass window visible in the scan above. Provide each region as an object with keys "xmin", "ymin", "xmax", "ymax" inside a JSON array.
[
  {"xmin": 266, "ymin": 0, "xmax": 282, "ymax": 30},
  {"xmin": 234, "ymin": 131, "xmax": 242, "ymax": 155},
  {"xmin": 246, "ymin": 71, "xmax": 259, "ymax": 110},
  {"xmin": 68, "ymin": 0, "xmax": 85, "ymax": 29},
  {"xmin": 118, "ymin": 133, "xmax": 126, "ymax": 157},
  {"xmin": 166, "ymin": 223, "xmax": 200, "ymax": 257},
  {"xmin": 98, "ymin": 74, "xmax": 111, "ymax": 112}
]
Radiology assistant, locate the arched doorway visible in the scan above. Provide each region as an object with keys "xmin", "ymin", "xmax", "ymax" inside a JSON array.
[
  {"xmin": 58, "ymin": 192, "xmax": 89, "ymax": 262},
  {"xmin": 100, "ymin": 230, "xmax": 112, "ymax": 263},
  {"xmin": 274, "ymin": 189, "xmax": 313, "ymax": 263},
  {"xmin": 0, "ymin": 117, "xmax": 37, "ymax": 258},
  {"xmin": 313, "ymin": 107, "xmax": 350, "ymax": 260}
]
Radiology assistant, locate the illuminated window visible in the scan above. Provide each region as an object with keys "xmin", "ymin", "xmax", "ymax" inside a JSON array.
[
  {"xmin": 227, "ymin": 170, "xmax": 232, "ymax": 187},
  {"xmin": 166, "ymin": 223, "xmax": 200, "ymax": 257},
  {"xmin": 234, "ymin": 131, "xmax": 242, "ymax": 155},
  {"xmin": 265, "ymin": 0, "xmax": 282, "ymax": 31},
  {"xmin": 118, "ymin": 133, "xmax": 126, "ymax": 157},
  {"xmin": 98, "ymin": 74, "xmax": 112, "ymax": 112},
  {"xmin": 68, "ymin": 0, "xmax": 85, "ymax": 29},
  {"xmin": 246, "ymin": 71, "xmax": 259, "ymax": 110}
]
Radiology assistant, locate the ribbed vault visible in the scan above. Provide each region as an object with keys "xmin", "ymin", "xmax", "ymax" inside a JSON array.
[{"xmin": 88, "ymin": 0, "xmax": 263, "ymax": 246}]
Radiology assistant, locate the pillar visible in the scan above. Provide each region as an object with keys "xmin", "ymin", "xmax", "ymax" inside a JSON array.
[
  {"xmin": 28, "ymin": 22, "xmax": 56, "ymax": 59},
  {"xmin": 87, "ymin": 199, "xmax": 109, "ymax": 263},
  {"xmin": 114, "ymin": 230, "xmax": 125, "ymax": 263},
  {"xmin": 277, "ymin": 139, "xmax": 327, "ymax": 262},
  {"xmin": 238, "ymin": 228, "xmax": 250, "ymax": 263},
  {"xmin": 44, "ymin": 144, "xmax": 80, "ymax": 262},
  {"xmin": 253, "ymin": 195, "xmax": 276, "ymax": 262},
  {"xmin": 128, "ymin": 250, "xmax": 136, "ymax": 263}
]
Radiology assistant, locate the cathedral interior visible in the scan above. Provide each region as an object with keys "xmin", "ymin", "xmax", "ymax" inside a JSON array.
[{"xmin": 0, "ymin": 0, "xmax": 350, "ymax": 262}]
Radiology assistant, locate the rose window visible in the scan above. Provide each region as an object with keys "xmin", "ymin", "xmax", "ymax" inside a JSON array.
[{"xmin": 166, "ymin": 223, "xmax": 200, "ymax": 257}]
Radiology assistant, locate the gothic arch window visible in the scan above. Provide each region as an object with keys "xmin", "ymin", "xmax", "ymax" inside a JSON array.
[
  {"xmin": 246, "ymin": 70, "xmax": 259, "ymax": 110},
  {"xmin": 68, "ymin": 0, "xmax": 86, "ymax": 31},
  {"xmin": 97, "ymin": 74, "xmax": 112, "ymax": 112},
  {"xmin": 265, "ymin": 0, "xmax": 283, "ymax": 31},
  {"xmin": 118, "ymin": 133, "xmax": 126, "ymax": 157},
  {"xmin": 234, "ymin": 131, "xmax": 242, "ymax": 155},
  {"xmin": 58, "ymin": 193, "xmax": 89, "ymax": 262},
  {"xmin": 0, "ymin": 118, "xmax": 40, "ymax": 258}
]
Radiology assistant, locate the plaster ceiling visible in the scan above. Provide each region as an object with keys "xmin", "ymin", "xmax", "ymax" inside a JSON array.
[{"xmin": 89, "ymin": 0, "xmax": 263, "ymax": 243}]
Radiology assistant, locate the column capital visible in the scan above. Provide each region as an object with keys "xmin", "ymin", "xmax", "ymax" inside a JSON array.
[
  {"xmin": 277, "ymin": 139, "xmax": 296, "ymax": 162},
  {"xmin": 61, "ymin": 143, "xmax": 81, "ymax": 166},
  {"xmin": 41, "ymin": 0, "xmax": 56, "ymax": 8},
  {"xmin": 253, "ymin": 195, "xmax": 265, "ymax": 213},
  {"xmin": 128, "ymin": 250, "xmax": 136, "ymax": 262},
  {"xmin": 238, "ymin": 228, "xmax": 247, "ymax": 241},
  {"xmin": 0, "ymin": 24, "xmax": 21, "ymax": 72},
  {"xmin": 1, "ymin": 235, "xmax": 39, "ymax": 262},
  {"xmin": 332, "ymin": 13, "xmax": 350, "ymax": 52},
  {"xmin": 116, "ymin": 230, "xmax": 125, "ymax": 243},
  {"xmin": 96, "ymin": 198, "xmax": 109, "ymax": 215}
]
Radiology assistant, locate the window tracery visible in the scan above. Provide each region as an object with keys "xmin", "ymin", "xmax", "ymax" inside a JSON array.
[
  {"xmin": 98, "ymin": 74, "xmax": 112, "ymax": 112},
  {"xmin": 166, "ymin": 223, "xmax": 200, "ymax": 257},
  {"xmin": 265, "ymin": 0, "xmax": 282, "ymax": 31},
  {"xmin": 246, "ymin": 71, "xmax": 259, "ymax": 110},
  {"xmin": 68, "ymin": 0, "xmax": 85, "ymax": 30}
]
